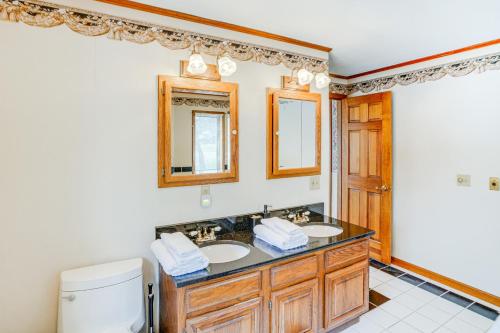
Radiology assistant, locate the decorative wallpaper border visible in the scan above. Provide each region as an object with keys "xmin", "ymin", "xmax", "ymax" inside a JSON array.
[
  {"xmin": 0, "ymin": 0, "xmax": 328, "ymax": 73},
  {"xmin": 172, "ymin": 97, "xmax": 229, "ymax": 109},
  {"xmin": 330, "ymin": 52, "xmax": 500, "ymax": 95}
]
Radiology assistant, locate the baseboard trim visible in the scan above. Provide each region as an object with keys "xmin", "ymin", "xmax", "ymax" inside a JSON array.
[{"xmin": 391, "ymin": 257, "xmax": 500, "ymax": 307}]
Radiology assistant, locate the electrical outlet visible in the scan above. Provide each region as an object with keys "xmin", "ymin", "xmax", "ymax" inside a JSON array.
[
  {"xmin": 456, "ymin": 174, "xmax": 471, "ymax": 187},
  {"xmin": 490, "ymin": 177, "xmax": 499, "ymax": 191},
  {"xmin": 310, "ymin": 176, "xmax": 320, "ymax": 190}
]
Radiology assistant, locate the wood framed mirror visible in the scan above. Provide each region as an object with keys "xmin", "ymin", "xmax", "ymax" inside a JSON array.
[
  {"xmin": 158, "ymin": 76, "xmax": 239, "ymax": 187},
  {"xmin": 267, "ymin": 88, "xmax": 321, "ymax": 179}
]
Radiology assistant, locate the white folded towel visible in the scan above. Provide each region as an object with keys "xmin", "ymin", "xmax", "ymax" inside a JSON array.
[
  {"xmin": 160, "ymin": 232, "xmax": 208, "ymax": 266},
  {"xmin": 254, "ymin": 224, "xmax": 308, "ymax": 250},
  {"xmin": 160, "ymin": 232, "xmax": 199, "ymax": 257},
  {"xmin": 253, "ymin": 238, "xmax": 305, "ymax": 258},
  {"xmin": 261, "ymin": 217, "xmax": 303, "ymax": 237},
  {"xmin": 151, "ymin": 239, "xmax": 209, "ymax": 276}
]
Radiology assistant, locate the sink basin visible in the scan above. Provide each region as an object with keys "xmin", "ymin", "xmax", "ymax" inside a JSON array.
[
  {"xmin": 200, "ymin": 241, "xmax": 251, "ymax": 263},
  {"xmin": 301, "ymin": 224, "xmax": 343, "ymax": 238}
]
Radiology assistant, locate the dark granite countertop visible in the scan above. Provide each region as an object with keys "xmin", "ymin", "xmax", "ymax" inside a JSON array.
[{"xmin": 155, "ymin": 203, "xmax": 374, "ymax": 287}]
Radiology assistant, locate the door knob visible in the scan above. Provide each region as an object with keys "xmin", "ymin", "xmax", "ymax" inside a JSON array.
[{"xmin": 376, "ymin": 184, "xmax": 391, "ymax": 192}]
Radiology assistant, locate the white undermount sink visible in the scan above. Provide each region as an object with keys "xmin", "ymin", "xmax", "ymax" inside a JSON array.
[
  {"xmin": 200, "ymin": 241, "xmax": 251, "ymax": 263},
  {"xmin": 301, "ymin": 224, "xmax": 343, "ymax": 238}
]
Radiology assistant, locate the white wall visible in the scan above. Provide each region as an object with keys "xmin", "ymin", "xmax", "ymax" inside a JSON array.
[
  {"xmin": 351, "ymin": 52, "xmax": 500, "ymax": 296},
  {"xmin": 391, "ymin": 70, "xmax": 500, "ymax": 296},
  {"xmin": 0, "ymin": 19, "xmax": 329, "ymax": 333}
]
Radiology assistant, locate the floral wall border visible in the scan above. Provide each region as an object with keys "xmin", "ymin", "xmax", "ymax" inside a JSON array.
[
  {"xmin": 172, "ymin": 97, "xmax": 229, "ymax": 109},
  {"xmin": 330, "ymin": 52, "xmax": 500, "ymax": 95},
  {"xmin": 0, "ymin": 0, "xmax": 328, "ymax": 73}
]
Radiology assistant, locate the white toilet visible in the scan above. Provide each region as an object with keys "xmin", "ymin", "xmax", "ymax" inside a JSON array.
[{"xmin": 57, "ymin": 258, "xmax": 145, "ymax": 333}]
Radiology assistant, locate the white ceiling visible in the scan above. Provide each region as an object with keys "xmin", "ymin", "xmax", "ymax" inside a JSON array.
[{"xmin": 136, "ymin": 0, "xmax": 500, "ymax": 75}]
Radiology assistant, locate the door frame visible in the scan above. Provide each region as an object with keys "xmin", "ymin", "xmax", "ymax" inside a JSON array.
[{"xmin": 329, "ymin": 93, "xmax": 346, "ymax": 218}]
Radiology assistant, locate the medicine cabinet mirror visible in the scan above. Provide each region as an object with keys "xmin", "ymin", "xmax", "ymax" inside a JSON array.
[
  {"xmin": 267, "ymin": 88, "xmax": 321, "ymax": 179},
  {"xmin": 158, "ymin": 76, "xmax": 239, "ymax": 187}
]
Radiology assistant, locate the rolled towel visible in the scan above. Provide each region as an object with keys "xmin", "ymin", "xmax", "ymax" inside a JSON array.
[
  {"xmin": 254, "ymin": 224, "xmax": 308, "ymax": 250},
  {"xmin": 151, "ymin": 240, "xmax": 208, "ymax": 276},
  {"xmin": 261, "ymin": 217, "xmax": 304, "ymax": 237},
  {"xmin": 160, "ymin": 232, "xmax": 199, "ymax": 257}
]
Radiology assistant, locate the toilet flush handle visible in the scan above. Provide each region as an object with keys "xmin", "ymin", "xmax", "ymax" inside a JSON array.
[{"xmin": 61, "ymin": 294, "xmax": 76, "ymax": 302}]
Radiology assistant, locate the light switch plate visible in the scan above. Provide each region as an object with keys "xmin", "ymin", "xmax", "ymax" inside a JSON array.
[
  {"xmin": 200, "ymin": 185, "xmax": 211, "ymax": 207},
  {"xmin": 310, "ymin": 176, "xmax": 320, "ymax": 190},
  {"xmin": 456, "ymin": 174, "xmax": 471, "ymax": 187},
  {"xmin": 490, "ymin": 177, "xmax": 499, "ymax": 191}
]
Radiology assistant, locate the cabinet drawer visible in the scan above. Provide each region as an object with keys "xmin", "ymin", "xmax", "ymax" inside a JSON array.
[
  {"xmin": 325, "ymin": 240, "xmax": 368, "ymax": 271},
  {"xmin": 185, "ymin": 272, "xmax": 261, "ymax": 313},
  {"xmin": 271, "ymin": 256, "xmax": 318, "ymax": 289}
]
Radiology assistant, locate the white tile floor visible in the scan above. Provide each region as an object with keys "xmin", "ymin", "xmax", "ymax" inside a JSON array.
[{"xmin": 339, "ymin": 263, "xmax": 498, "ymax": 333}]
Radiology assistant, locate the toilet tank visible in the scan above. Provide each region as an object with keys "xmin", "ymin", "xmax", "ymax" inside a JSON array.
[{"xmin": 57, "ymin": 258, "xmax": 145, "ymax": 333}]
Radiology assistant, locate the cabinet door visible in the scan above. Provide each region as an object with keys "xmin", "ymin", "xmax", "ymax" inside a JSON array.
[
  {"xmin": 271, "ymin": 278, "xmax": 319, "ymax": 333},
  {"xmin": 324, "ymin": 260, "xmax": 369, "ymax": 329},
  {"xmin": 185, "ymin": 297, "xmax": 262, "ymax": 333}
]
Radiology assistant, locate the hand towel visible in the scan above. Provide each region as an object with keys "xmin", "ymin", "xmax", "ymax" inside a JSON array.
[
  {"xmin": 254, "ymin": 224, "xmax": 308, "ymax": 250},
  {"xmin": 150, "ymin": 240, "xmax": 209, "ymax": 276},
  {"xmin": 253, "ymin": 238, "xmax": 305, "ymax": 258},
  {"xmin": 261, "ymin": 217, "xmax": 303, "ymax": 236}
]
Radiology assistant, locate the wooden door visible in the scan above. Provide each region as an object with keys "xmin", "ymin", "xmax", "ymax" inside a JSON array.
[
  {"xmin": 341, "ymin": 92, "xmax": 392, "ymax": 263},
  {"xmin": 324, "ymin": 261, "xmax": 369, "ymax": 329},
  {"xmin": 185, "ymin": 297, "xmax": 262, "ymax": 333},
  {"xmin": 271, "ymin": 279, "xmax": 319, "ymax": 333}
]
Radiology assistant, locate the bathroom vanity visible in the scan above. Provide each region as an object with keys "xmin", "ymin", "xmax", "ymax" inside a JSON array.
[{"xmin": 156, "ymin": 204, "xmax": 374, "ymax": 333}]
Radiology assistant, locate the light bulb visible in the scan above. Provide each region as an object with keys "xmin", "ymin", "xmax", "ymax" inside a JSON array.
[
  {"xmin": 218, "ymin": 56, "xmax": 237, "ymax": 76},
  {"xmin": 315, "ymin": 72, "xmax": 332, "ymax": 89},
  {"xmin": 297, "ymin": 68, "xmax": 314, "ymax": 85},
  {"xmin": 187, "ymin": 53, "xmax": 207, "ymax": 75}
]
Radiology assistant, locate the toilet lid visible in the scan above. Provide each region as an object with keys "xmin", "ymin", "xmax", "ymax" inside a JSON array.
[{"xmin": 60, "ymin": 258, "xmax": 142, "ymax": 291}]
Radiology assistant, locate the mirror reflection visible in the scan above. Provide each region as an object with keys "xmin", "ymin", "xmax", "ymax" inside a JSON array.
[
  {"xmin": 171, "ymin": 88, "xmax": 231, "ymax": 175},
  {"xmin": 278, "ymin": 98, "xmax": 317, "ymax": 169}
]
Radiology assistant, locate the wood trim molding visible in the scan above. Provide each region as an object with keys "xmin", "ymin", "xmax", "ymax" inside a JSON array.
[
  {"xmin": 95, "ymin": 0, "xmax": 332, "ymax": 52},
  {"xmin": 392, "ymin": 257, "xmax": 500, "ymax": 307},
  {"xmin": 330, "ymin": 39, "xmax": 500, "ymax": 80}
]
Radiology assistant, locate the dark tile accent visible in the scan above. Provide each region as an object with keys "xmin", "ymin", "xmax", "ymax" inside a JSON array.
[
  {"xmin": 381, "ymin": 266, "xmax": 405, "ymax": 277},
  {"xmin": 441, "ymin": 291, "xmax": 473, "ymax": 308},
  {"xmin": 418, "ymin": 282, "xmax": 447, "ymax": 296},
  {"xmin": 369, "ymin": 302, "xmax": 377, "ymax": 310},
  {"xmin": 467, "ymin": 302, "xmax": 499, "ymax": 321},
  {"xmin": 182, "ymin": 166, "xmax": 193, "ymax": 172},
  {"xmin": 369, "ymin": 259, "xmax": 387, "ymax": 269},
  {"xmin": 369, "ymin": 289, "xmax": 390, "ymax": 306},
  {"xmin": 398, "ymin": 273, "xmax": 425, "ymax": 286}
]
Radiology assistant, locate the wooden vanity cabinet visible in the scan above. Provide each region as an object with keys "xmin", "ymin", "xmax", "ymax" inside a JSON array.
[
  {"xmin": 160, "ymin": 238, "xmax": 370, "ymax": 333},
  {"xmin": 271, "ymin": 278, "xmax": 319, "ymax": 333},
  {"xmin": 324, "ymin": 261, "xmax": 369, "ymax": 329},
  {"xmin": 185, "ymin": 297, "xmax": 262, "ymax": 333}
]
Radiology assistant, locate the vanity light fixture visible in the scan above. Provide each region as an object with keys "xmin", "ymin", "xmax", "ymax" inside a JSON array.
[
  {"xmin": 187, "ymin": 50, "xmax": 207, "ymax": 75},
  {"xmin": 218, "ymin": 55, "xmax": 237, "ymax": 77},
  {"xmin": 297, "ymin": 68, "xmax": 314, "ymax": 85},
  {"xmin": 314, "ymin": 72, "xmax": 331, "ymax": 89}
]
